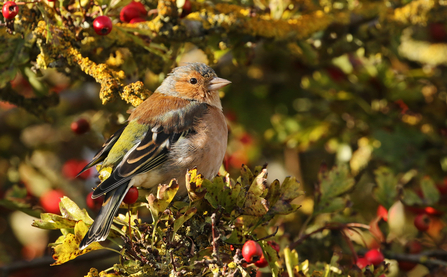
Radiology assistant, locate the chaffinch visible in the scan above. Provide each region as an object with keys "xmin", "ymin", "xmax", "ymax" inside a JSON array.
[{"xmin": 78, "ymin": 62, "xmax": 231, "ymax": 249}]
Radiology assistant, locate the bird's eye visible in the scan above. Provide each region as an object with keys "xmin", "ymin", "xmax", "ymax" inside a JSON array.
[{"xmin": 189, "ymin": 78, "xmax": 198, "ymax": 84}]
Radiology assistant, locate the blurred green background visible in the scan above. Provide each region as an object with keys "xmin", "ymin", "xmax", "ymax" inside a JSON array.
[{"xmin": 1, "ymin": 0, "xmax": 447, "ymax": 276}]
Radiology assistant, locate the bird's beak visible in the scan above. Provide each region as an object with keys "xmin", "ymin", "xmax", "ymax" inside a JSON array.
[{"xmin": 208, "ymin": 77, "xmax": 231, "ymax": 91}]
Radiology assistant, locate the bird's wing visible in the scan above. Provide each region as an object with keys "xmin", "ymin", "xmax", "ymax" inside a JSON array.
[
  {"xmin": 91, "ymin": 101, "xmax": 208, "ymax": 198},
  {"xmin": 77, "ymin": 125, "xmax": 127, "ymax": 177}
]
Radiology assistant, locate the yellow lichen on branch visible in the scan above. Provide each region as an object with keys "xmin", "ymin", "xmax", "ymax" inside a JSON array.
[
  {"xmin": 185, "ymin": 2, "xmax": 384, "ymax": 41},
  {"xmin": 391, "ymin": 0, "xmax": 436, "ymax": 25},
  {"xmin": 32, "ymin": 21, "xmax": 150, "ymax": 106}
]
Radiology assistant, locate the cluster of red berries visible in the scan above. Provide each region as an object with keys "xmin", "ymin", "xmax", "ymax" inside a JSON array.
[
  {"xmin": 3, "ymin": 0, "xmax": 193, "ymax": 36},
  {"xmin": 356, "ymin": 249, "xmax": 384, "ymax": 269},
  {"xmin": 241, "ymin": 240, "xmax": 280, "ymax": 268},
  {"xmin": 92, "ymin": 1, "xmax": 147, "ymax": 36}
]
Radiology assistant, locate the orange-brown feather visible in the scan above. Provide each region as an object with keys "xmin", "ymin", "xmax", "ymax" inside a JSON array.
[{"xmin": 129, "ymin": 93, "xmax": 192, "ymax": 124}]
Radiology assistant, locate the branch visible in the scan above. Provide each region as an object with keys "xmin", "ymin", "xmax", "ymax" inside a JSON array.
[
  {"xmin": 289, "ymin": 222, "xmax": 370, "ymax": 249},
  {"xmin": 0, "ymin": 83, "xmax": 59, "ymax": 119},
  {"xmin": 384, "ymin": 250, "xmax": 447, "ymax": 268}
]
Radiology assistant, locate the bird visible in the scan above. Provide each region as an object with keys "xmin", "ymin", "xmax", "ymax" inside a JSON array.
[{"xmin": 77, "ymin": 62, "xmax": 231, "ymax": 250}]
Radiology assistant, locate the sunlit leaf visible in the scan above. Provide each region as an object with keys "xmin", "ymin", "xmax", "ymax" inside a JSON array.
[
  {"xmin": 51, "ymin": 221, "xmax": 104, "ymax": 265},
  {"xmin": 146, "ymin": 179, "xmax": 179, "ymax": 221},
  {"xmin": 59, "ymin": 197, "xmax": 94, "ymax": 225}
]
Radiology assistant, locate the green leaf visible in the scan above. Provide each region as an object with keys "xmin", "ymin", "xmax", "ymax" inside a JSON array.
[
  {"xmin": 203, "ymin": 174, "xmax": 243, "ymax": 212},
  {"xmin": 260, "ymin": 241, "xmax": 280, "ymax": 277},
  {"xmin": 373, "ymin": 167, "xmax": 399, "ymax": 210},
  {"xmin": 420, "ymin": 177, "xmax": 440, "ymax": 206},
  {"xmin": 0, "ymin": 185, "xmax": 40, "ymax": 217},
  {"xmin": 320, "ymin": 164, "xmax": 354, "ymax": 199},
  {"xmin": 242, "ymin": 168, "xmax": 269, "ymax": 216},
  {"xmin": 173, "ymin": 207, "xmax": 197, "ymax": 235},
  {"xmin": 313, "ymin": 164, "xmax": 354, "ymax": 215},
  {"xmin": 284, "ymin": 247, "xmax": 299, "ymax": 277},
  {"xmin": 403, "ymin": 189, "xmax": 424, "ymax": 206}
]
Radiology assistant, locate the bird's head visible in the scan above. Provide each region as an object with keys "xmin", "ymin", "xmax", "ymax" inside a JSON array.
[{"xmin": 156, "ymin": 63, "xmax": 231, "ymax": 109}]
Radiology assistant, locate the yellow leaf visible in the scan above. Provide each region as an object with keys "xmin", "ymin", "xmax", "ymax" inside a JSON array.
[
  {"xmin": 51, "ymin": 221, "xmax": 104, "ymax": 265},
  {"xmin": 146, "ymin": 179, "xmax": 179, "ymax": 221}
]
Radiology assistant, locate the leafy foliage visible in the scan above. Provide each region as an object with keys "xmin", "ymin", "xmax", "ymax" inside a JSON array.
[{"xmin": 2, "ymin": 0, "xmax": 447, "ymax": 276}]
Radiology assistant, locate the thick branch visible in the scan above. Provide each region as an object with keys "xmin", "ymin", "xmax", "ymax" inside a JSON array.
[{"xmin": 0, "ymin": 83, "xmax": 59, "ymax": 118}]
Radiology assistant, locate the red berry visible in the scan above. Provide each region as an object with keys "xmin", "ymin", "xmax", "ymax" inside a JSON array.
[
  {"xmin": 364, "ymin": 249, "xmax": 384, "ymax": 266},
  {"xmin": 123, "ymin": 187, "xmax": 139, "ymax": 204},
  {"xmin": 356, "ymin": 257, "xmax": 369, "ymax": 269},
  {"xmin": 377, "ymin": 205, "xmax": 388, "ymax": 221},
  {"xmin": 424, "ymin": 206, "xmax": 443, "ymax": 216},
  {"xmin": 40, "ymin": 190, "xmax": 64, "ymax": 214},
  {"xmin": 325, "ymin": 65, "xmax": 347, "ymax": 83},
  {"xmin": 405, "ymin": 241, "xmax": 422, "ymax": 254},
  {"xmin": 76, "ymin": 160, "xmax": 92, "ymax": 180},
  {"xmin": 2, "ymin": 1, "xmax": 19, "ymax": 20},
  {"xmin": 242, "ymin": 240, "xmax": 263, "ymax": 263},
  {"xmin": 267, "ymin": 241, "xmax": 280, "ymax": 253},
  {"xmin": 180, "ymin": 0, "xmax": 191, "ymax": 18},
  {"xmin": 429, "ymin": 23, "xmax": 447, "ymax": 42},
  {"xmin": 86, "ymin": 191, "xmax": 103, "ymax": 211},
  {"xmin": 129, "ymin": 17, "xmax": 145, "ymax": 23},
  {"xmin": 93, "ymin": 16, "xmax": 113, "ymax": 35},
  {"xmin": 71, "ymin": 118, "xmax": 90, "ymax": 134},
  {"xmin": 120, "ymin": 2, "xmax": 146, "ymax": 22},
  {"xmin": 398, "ymin": 261, "xmax": 417, "ymax": 271},
  {"xmin": 414, "ymin": 214, "xmax": 430, "ymax": 232},
  {"xmin": 254, "ymin": 254, "xmax": 268, "ymax": 268},
  {"xmin": 239, "ymin": 133, "xmax": 253, "ymax": 145},
  {"xmin": 62, "ymin": 159, "xmax": 92, "ymax": 180}
]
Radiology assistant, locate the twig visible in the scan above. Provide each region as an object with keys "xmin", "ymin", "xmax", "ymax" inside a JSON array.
[
  {"xmin": 289, "ymin": 222, "xmax": 370, "ymax": 249},
  {"xmin": 0, "ymin": 249, "xmax": 117, "ymax": 277},
  {"xmin": 211, "ymin": 213, "xmax": 221, "ymax": 264},
  {"xmin": 384, "ymin": 250, "xmax": 447, "ymax": 268},
  {"xmin": 255, "ymin": 226, "xmax": 279, "ymax": 241},
  {"xmin": 170, "ymin": 251, "xmax": 177, "ymax": 272}
]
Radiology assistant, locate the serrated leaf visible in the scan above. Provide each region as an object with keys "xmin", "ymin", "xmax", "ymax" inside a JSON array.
[
  {"xmin": 313, "ymin": 165, "xmax": 354, "ymax": 215},
  {"xmin": 421, "ymin": 177, "xmax": 440, "ymax": 206},
  {"xmin": 186, "ymin": 168, "xmax": 209, "ymax": 202},
  {"xmin": 373, "ymin": 167, "xmax": 399, "ymax": 210},
  {"xmin": 59, "ymin": 197, "xmax": 93, "ymax": 225},
  {"xmin": 239, "ymin": 165, "xmax": 254, "ymax": 189},
  {"xmin": 314, "ymin": 197, "xmax": 346, "ymax": 215},
  {"xmin": 173, "ymin": 207, "xmax": 197, "ymax": 234},
  {"xmin": 0, "ymin": 198, "xmax": 41, "ymax": 218},
  {"xmin": 259, "ymin": 241, "xmax": 280, "ymax": 277},
  {"xmin": 242, "ymin": 168, "xmax": 269, "ymax": 216},
  {"xmin": 146, "ymin": 179, "xmax": 179, "ymax": 221},
  {"xmin": 403, "ymin": 189, "xmax": 424, "ymax": 206},
  {"xmin": 320, "ymin": 164, "xmax": 354, "ymax": 198},
  {"xmin": 265, "ymin": 177, "xmax": 303, "ymax": 218},
  {"xmin": 203, "ymin": 174, "xmax": 242, "ymax": 212},
  {"xmin": 51, "ymin": 221, "xmax": 104, "ymax": 265}
]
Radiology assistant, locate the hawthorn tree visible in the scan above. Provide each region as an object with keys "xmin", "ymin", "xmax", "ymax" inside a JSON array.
[{"xmin": 1, "ymin": 0, "xmax": 447, "ymax": 276}]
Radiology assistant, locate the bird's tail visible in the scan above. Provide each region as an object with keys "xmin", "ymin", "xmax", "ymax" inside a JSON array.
[{"xmin": 79, "ymin": 182, "xmax": 131, "ymax": 250}]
